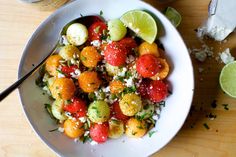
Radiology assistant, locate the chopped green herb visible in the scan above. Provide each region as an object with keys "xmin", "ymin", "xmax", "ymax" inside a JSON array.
[
  {"xmin": 49, "ymin": 128, "xmax": 58, "ymax": 132},
  {"xmin": 111, "ymin": 119, "xmax": 120, "ymax": 124},
  {"xmin": 64, "ymin": 100, "xmax": 72, "ymax": 105},
  {"xmin": 143, "ymin": 105, "xmax": 149, "ymax": 110},
  {"xmin": 110, "ymin": 94, "xmax": 117, "ymax": 100},
  {"xmin": 206, "ymin": 113, "xmax": 217, "ymax": 119},
  {"xmin": 148, "ymin": 130, "xmax": 156, "ymax": 137},
  {"xmin": 125, "ymin": 71, "xmax": 132, "ymax": 78},
  {"xmin": 44, "ymin": 103, "xmax": 56, "ymax": 120},
  {"xmin": 222, "ymin": 104, "xmax": 229, "ymax": 110},
  {"xmin": 159, "ymin": 101, "xmax": 165, "ymax": 107},
  {"xmin": 136, "ymin": 125, "xmax": 144, "ymax": 129},
  {"xmin": 136, "ymin": 113, "xmax": 148, "ymax": 121},
  {"xmin": 82, "ymin": 135, "xmax": 92, "ymax": 143},
  {"xmin": 56, "ymin": 69, "xmax": 64, "ymax": 74},
  {"xmin": 132, "ymin": 131, "xmax": 137, "ymax": 135},
  {"xmin": 203, "ymin": 123, "xmax": 210, "ymax": 130},
  {"xmin": 35, "ymin": 76, "xmax": 46, "ymax": 87},
  {"xmin": 123, "ymin": 86, "xmax": 136, "ymax": 94},
  {"xmin": 88, "ymin": 93, "xmax": 97, "ymax": 100},
  {"xmin": 99, "ymin": 10, "xmax": 103, "ymax": 16}
]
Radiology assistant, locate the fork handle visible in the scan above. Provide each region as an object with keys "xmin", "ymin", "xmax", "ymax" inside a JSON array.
[{"xmin": 0, "ymin": 49, "xmax": 55, "ymax": 102}]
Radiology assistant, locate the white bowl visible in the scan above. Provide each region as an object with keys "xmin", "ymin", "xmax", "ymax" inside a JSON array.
[{"xmin": 18, "ymin": 0, "xmax": 194, "ymax": 156}]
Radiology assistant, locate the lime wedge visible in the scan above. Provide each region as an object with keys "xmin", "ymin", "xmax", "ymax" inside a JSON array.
[
  {"xmin": 120, "ymin": 10, "xmax": 157, "ymax": 44},
  {"xmin": 219, "ymin": 61, "xmax": 236, "ymax": 98},
  {"xmin": 164, "ymin": 7, "xmax": 182, "ymax": 27}
]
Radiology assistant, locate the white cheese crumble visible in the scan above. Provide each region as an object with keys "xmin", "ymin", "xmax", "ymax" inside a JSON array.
[
  {"xmin": 60, "ymin": 35, "xmax": 70, "ymax": 45},
  {"xmin": 58, "ymin": 127, "xmax": 64, "ymax": 133},
  {"xmin": 78, "ymin": 117, "xmax": 87, "ymax": 123},
  {"xmin": 219, "ymin": 48, "xmax": 235, "ymax": 64},
  {"xmin": 42, "ymin": 86, "xmax": 51, "ymax": 95},
  {"xmin": 90, "ymin": 141, "xmax": 98, "ymax": 145},
  {"xmin": 124, "ymin": 77, "xmax": 134, "ymax": 87},
  {"xmin": 91, "ymin": 40, "xmax": 101, "ymax": 47},
  {"xmin": 84, "ymin": 131, "xmax": 90, "ymax": 136},
  {"xmin": 152, "ymin": 115, "xmax": 159, "ymax": 121},
  {"xmin": 102, "ymin": 86, "xmax": 110, "ymax": 93},
  {"xmin": 70, "ymin": 69, "xmax": 81, "ymax": 78},
  {"xmin": 57, "ymin": 72, "xmax": 65, "ymax": 78},
  {"xmin": 190, "ymin": 40, "xmax": 214, "ymax": 62},
  {"xmin": 195, "ymin": 51, "xmax": 207, "ymax": 62},
  {"xmin": 117, "ymin": 67, "xmax": 127, "ymax": 77}
]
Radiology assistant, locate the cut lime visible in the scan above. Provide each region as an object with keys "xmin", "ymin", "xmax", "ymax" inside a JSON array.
[
  {"xmin": 164, "ymin": 7, "xmax": 182, "ymax": 27},
  {"xmin": 219, "ymin": 61, "xmax": 236, "ymax": 98},
  {"xmin": 120, "ymin": 10, "xmax": 157, "ymax": 44}
]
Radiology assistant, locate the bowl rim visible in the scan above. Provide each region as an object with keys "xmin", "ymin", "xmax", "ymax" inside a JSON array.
[{"xmin": 17, "ymin": 0, "xmax": 194, "ymax": 156}]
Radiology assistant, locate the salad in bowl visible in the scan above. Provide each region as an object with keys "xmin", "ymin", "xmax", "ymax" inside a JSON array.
[
  {"xmin": 37, "ymin": 9, "xmax": 171, "ymax": 144},
  {"xmin": 18, "ymin": 0, "xmax": 193, "ymax": 156}
]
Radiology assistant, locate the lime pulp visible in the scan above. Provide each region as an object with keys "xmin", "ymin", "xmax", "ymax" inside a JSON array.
[
  {"xmin": 120, "ymin": 10, "xmax": 157, "ymax": 44},
  {"xmin": 219, "ymin": 61, "xmax": 236, "ymax": 98}
]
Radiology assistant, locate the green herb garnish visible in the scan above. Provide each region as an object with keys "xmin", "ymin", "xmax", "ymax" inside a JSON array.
[
  {"xmin": 99, "ymin": 10, "xmax": 103, "ymax": 16},
  {"xmin": 222, "ymin": 104, "xmax": 229, "ymax": 110},
  {"xmin": 148, "ymin": 130, "xmax": 156, "ymax": 137},
  {"xmin": 203, "ymin": 123, "xmax": 210, "ymax": 130}
]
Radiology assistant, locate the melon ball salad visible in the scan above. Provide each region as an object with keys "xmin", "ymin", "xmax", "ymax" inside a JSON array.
[{"xmin": 36, "ymin": 10, "xmax": 172, "ymax": 144}]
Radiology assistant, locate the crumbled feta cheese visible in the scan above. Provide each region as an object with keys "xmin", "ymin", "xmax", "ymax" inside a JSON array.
[
  {"xmin": 58, "ymin": 127, "xmax": 64, "ymax": 133},
  {"xmin": 194, "ymin": 50, "xmax": 207, "ymax": 62},
  {"xmin": 90, "ymin": 141, "xmax": 98, "ymax": 145},
  {"xmin": 152, "ymin": 115, "xmax": 159, "ymax": 121},
  {"xmin": 91, "ymin": 40, "xmax": 101, "ymax": 47},
  {"xmin": 70, "ymin": 69, "xmax": 81, "ymax": 78},
  {"xmin": 65, "ymin": 111, "xmax": 73, "ymax": 118},
  {"xmin": 102, "ymin": 86, "xmax": 110, "ymax": 93},
  {"xmin": 42, "ymin": 86, "xmax": 51, "ymax": 95},
  {"xmin": 219, "ymin": 48, "xmax": 235, "ymax": 64},
  {"xmin": 60, "ymin": 35, "xmax": 70, "ymax": 45},
  {"xmin": 84, "ymin": 131, "xmax": 90, "ymax": 136},
  {"xmin": 124, "ymin": 77, "xmax": 134, "ymax": 87},
  {"xmin": 57, "ymin": 72, "xmax": 65, "ymax": 78},
  {"xmin": 78, "ymin": 117, "xmax": 87, "ymax": 123},
  {"xmin": 207, "ymin": 26, "xmax": 232, "ymax": 41},
  {"xmin": 70, "ymin": 58, "xmax": 76, "ymax": 64},
  {"xmin": 117, "ymin": 67, "xmax": 127, "ymax": 77}
]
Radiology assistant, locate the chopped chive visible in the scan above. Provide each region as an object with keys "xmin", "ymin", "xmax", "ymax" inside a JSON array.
[
  {"xmin": 148, "ymin": 130, "xmax": 156, "ymax": 137},
  {"xmin": 49, "ymin": 128, "xmax": 58, "ymax": 132},
  {"xmin": 99, "ymin": 10, "xmax": 103, "ymax": 16},
  {"xmin": 222, "ymin": 104, "xmax": 229, "ymax": 110},
  {"xmin": 203, "ymin": 123, "xmax": 210, "ymax": 130}
]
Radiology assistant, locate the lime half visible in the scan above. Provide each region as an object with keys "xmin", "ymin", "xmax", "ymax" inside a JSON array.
[
  {"xmin": 120, "ymin": 10, "xmax": 157, "ymax": 44},
  {"xmin": 219, "ymin": 61, "xmax": 236, "ymax": 98},
  {"xmin": 164, "ymin": 7, "xmax": 182, "ymax": 27}
]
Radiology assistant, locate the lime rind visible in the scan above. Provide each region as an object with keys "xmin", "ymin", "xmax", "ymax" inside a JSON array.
[
  {"xmin": 120, "ymin": 10, "xmax": 157, "ymax": 44},
  {"xmin": 219, "ymin": 61, "xmax": 236, "ymax": 98},
  {"xmin": 164, "ymin": 7, "xmax": 182, "ymax": 27}
]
